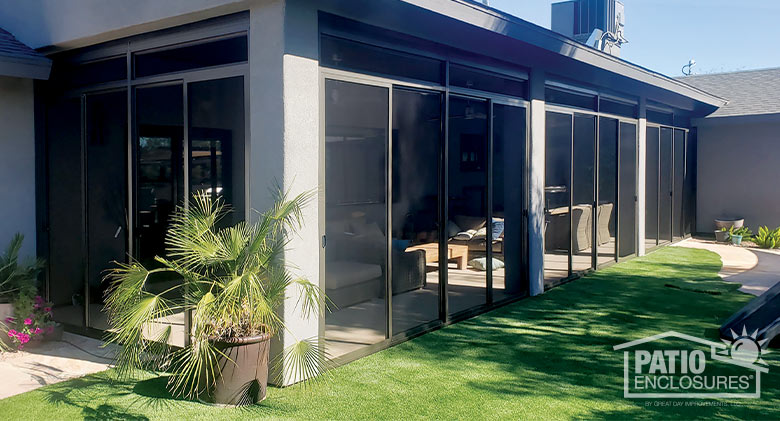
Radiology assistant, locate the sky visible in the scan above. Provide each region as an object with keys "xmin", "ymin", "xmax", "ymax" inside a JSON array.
[{"xmin": 486, "ymin": 0, "xmax": 780, "ymax": 76}]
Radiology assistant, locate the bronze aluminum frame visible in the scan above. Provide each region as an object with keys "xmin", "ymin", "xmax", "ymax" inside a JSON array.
[
  {"xmin": 644, "ymin": 123, "xmax": 692, "ymax": 253},
  {"xmin": 40, "ymin": 24, "xmax": 250, "ymax": 342},
  {"xmin": 319, "ymin": 63, "xmax": 530, "ymax": 365}
]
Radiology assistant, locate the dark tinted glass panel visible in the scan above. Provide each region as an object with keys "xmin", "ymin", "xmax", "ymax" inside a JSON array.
[
  {"xmin": 135, "ymin": 84, "xmax": 185, "ymax": 346},
  {"xmin": 324, "ymin": 80, "xmax": 388, "ymax": 357},
  {"xmin": 545, "ymin": 88, "xmax": 596, "ymax": 110},
  {"xmin": 188, "ymin": 76, "xmax": 246, "ymax": 226},
  {"xmin": 599, "ymin": 98, "xmax": 637, "ymax": 118},
  {"xmin": 572, "ymin": 114, "xmax": 595, "ymax": 272},
  {"xmin": 647, "ymin": 110, "xmax": 674, "ymax": 126},
  {"xmin": 450, "ymin": 65, "xmax": 527, "ymax": 98},
  {"xmin": 85, "ymin": 91, "xmax": 128, "ymax": 330},
  {"xmin": 683, "ymin": 133, "xmax": 697, "ymax": 236},
  {"xmin": 54, "ymin": 56, "xmax": 127, "ymax": 87},
  {"xmin": 321, "ymin": 35, "xmax": 443, "ymax": 84},
  {"xmin": 391, "ymin": 88, "xmax": 442, "ymax": 334},
  {"xmin": 618, "ymin": 122, "xmax": 637, "ymax": 258},
  {"xmin": 493, "ymin": 104, "xmax": 527, "ymax": 301},
  {"xmin": 448, "ymin": 96, "xmax": 488, "ymax": 314},
  {"xmin": 673, "ymin": 129, "xmax": 686, "ymax": 240},
  {"xmin": 135, "ymin": 85, "xmax": 184, "ymax": 265},
  {"xmin": 545, "ymin": 112, "xmax": 572, "ymax": 284},
  {"xmin": 674, "ymin": 114, "xmax": 691, "ymax": 128},
  {"xmin": 598, "ymin": 117, "xmax": 618, "ymax": 264},
  {"xmin": 645, "ymin": 126, "xmax": 659, "ymax": 247},
  {"xmin": 47, "ymin": 97, "xmax": 85, "ymax": 327},
  {"xmin": 134, "ymin": 36, "xmax": 247, "ymax": 78},
  {"xmin": 659, "ymin": 128, "xmax": 673, "ymax": 243}
]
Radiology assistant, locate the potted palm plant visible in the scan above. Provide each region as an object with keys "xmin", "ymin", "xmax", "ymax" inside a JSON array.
[{"xmin": 104, "ymin": 190, "xmax": 328, "ymax": 405}]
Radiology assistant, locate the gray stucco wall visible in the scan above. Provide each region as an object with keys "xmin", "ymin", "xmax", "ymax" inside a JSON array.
[
  {"xmin": 0, "ymin": 76, "xmax": 36, "ymax": 258},
  {"xmin": 0, "ymin": 0, "xmax": 250, "ymax": 49},
  {"xmin": 696, "ymin": 117, "xmax": 780, "ymax": 233}
]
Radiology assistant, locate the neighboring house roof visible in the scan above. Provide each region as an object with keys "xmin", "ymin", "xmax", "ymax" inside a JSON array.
[
  {"xmin": 678, "ymin": 67, "xmax": 780, "ymax": 119},
  {"xmin": 0, "ymin": 27, "xmax": 51, "ymax": 79}
]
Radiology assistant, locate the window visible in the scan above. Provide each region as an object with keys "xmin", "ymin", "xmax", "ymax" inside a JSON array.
[
  {"xmin": 647, "ymin": 109, "xmax": 674, "ymax": 126},
  {"xmin": 134, "ymin": 35, "xmax": 248, "ymax": 78},
  {"xmin": 545, "ymin": 87, "xmax": 597, "ymax": 110},
  {"xmin": 449, "ymin": 64, "xmax": 527, "ymax": 98},
  {"xmin": 320, "ymin": 35, "xmax": 444, "ymax": 84},
  {"xmin": 53, "ymin": 56, "xmax": 127, "ymax": 87},
  {"xmin": 599, "ymin": 98, "xmax": 637, "ymax": 118}
]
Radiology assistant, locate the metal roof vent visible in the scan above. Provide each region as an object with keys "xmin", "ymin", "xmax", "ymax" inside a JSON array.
[{"xmin": 551, "ymin": 0, "xmax": 627, "ymax": 57}]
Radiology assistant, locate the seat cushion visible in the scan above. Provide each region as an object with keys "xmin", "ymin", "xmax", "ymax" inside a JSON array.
[{"xmin": 326, "ymin": 260, "xmax": 383, "ymax": 290}]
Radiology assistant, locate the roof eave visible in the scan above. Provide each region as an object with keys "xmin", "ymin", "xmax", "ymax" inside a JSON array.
[
  {"xmin": 0, "ymin": 54, "xmax": 52, "ymax": 80},
  {"xmin": 401, "ymin": 0, "xmax": 726, "ymax": 108}
]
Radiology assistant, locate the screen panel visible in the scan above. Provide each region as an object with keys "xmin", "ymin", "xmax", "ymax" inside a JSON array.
[
  {"xmin": 544, "ymin": 111, "xmax": 572, "ymax": 284},
  {"xmin": 645, "ymin": 126, "xmax": 659, "ymax": 248},
  {"xmin": 618, "ymin": 122, "xmax": 637, "ymax": 258}
]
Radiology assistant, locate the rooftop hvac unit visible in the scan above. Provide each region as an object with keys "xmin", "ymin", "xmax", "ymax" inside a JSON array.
[{"xmin": 552, "ymin": 0, "xmax": 627, "ymax": 56}]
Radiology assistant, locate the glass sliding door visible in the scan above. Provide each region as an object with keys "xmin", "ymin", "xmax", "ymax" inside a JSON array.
[
  {"xmin": 85, "ymin": 91, "xmax": 128, "ymax": 330},
  {"xmin": 47, "ymin": 97, "xmax": 86, "ymax": 327},
  {"xmin": 492, "ymin": 103, "xmax": 527, "ymax": 301},
  {"xmin": 597, "ymin": 117, "xmax": 618, "ymax": 265},
  {"xmin": 618, "ymin": 122, "xmax": 637, "ymax": 258},
  {"xmin": 324, "ymin": 79, "xmax": 388, "ymax": 356},
  {"xmin": 572, "ymin": 114, "xmax": 596, "ymax": 272},
  {"xmin": 447, "ymin": 96, "xmax": 488, "ymax": 314},
  {"xmin": 544, "ymin": 112, "xmax": 572, "ymax": 284},
  {"xmin": 134, "ymin": 83, "xmax": 186, "ymax": 346},
  {"xmin": 645, "ymin": 126, "xmax": 660, "ymax": 249},
  {"xmin": 672, "ymin": 129, "xmax": 686, "ymax": 240},
  {"xmin": 391, "ymin": 87, "xmax": 442, "ymax": 334},
  {"xmin": 659, "ymin": 128, "xmax": 673, "ymax": 244},
  {"xmin": 187, "ymin": 76, "xmax": 246, "ymax": 226}
]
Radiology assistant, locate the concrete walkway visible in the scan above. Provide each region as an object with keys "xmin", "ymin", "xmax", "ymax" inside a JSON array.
[
  {"xmin": 674, "ymin": 238, "xmax": 780, "ymax": 296},
  {"xmin": 0, "ymin": 332, "xmax": 115, "ymax": 400}
]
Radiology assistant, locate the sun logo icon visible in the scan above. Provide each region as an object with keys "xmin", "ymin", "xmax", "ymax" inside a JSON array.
[{"xmin": 719, "ymin": 326, "xmax": 770, "ymax": 365}]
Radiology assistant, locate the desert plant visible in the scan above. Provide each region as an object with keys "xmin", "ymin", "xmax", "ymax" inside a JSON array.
[
  {"xmin": 5, "ymin": 295, "xmax": 57, "ymax": 350},
  {"xmin": 103, "ymin": 190, "xmax": 328, "ymax": 402},
  {"xmin": 0, "ymin": 234, "xmax": 44, "ymax": 351},
  {"xmin": 753, "ymin": 226, "xmax": 780, "ymax": 249},
  {"xmin": 0, "ymin": 234, "xmax": 43, "ymax": 302},
  {"xmin": 728, "ymin": 226, "xmax": 753, "ymax": 241}
]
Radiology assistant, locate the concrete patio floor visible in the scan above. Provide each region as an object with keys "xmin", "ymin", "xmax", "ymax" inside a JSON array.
[
  {"xmin": 674, "ymin": 237, "xmax": 780, "ymax": 296},
  {"xmin": 0, "ymin": 332, "xmax": 115, "ymax": 400}
]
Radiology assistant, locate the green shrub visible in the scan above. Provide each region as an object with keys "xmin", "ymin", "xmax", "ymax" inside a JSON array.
[
  {"xmin": 727, "ymin": 226, "xmax": 753, "ymax": 241},
  {"xmin": 753, "ymin": 226, "xmax": 780, "ymax": 249}
]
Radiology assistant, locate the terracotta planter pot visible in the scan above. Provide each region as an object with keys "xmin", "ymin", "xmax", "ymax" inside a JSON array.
[{"xmin": 206, "ymin": 333, "xmax": 271, "ymax": 405}]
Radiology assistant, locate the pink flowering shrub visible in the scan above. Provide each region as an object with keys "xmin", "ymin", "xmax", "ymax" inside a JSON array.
[{"xmin": 6, "ymin": 295, "xmax": 56, "ymax": 350}]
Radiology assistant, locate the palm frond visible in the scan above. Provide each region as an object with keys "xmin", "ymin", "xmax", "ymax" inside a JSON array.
[{"xmin": 273, "ymin": 338, "xmax": 333, "ymax": 387}]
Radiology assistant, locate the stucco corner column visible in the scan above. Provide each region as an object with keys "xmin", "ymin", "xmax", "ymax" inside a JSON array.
[
  {"xmin": 528, "ymin": 68, "xmax": 546, "ymax": 296},
  {"xmin": 249, "ymin": 0, "xmax": 321, "ymax": 386}
]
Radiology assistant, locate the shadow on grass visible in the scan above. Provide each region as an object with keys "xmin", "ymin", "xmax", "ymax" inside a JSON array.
[{"xmin": 42, "ymin": 374, "xmax": 150, "ymax": 420}]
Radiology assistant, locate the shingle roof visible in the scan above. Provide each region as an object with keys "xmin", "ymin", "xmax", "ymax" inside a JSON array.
[
  {"xmin": 0, "ymin": 27, "xmax": 51, "ymax": 79},
  {"xmin": 678, "ymin": 68, "xmax": 780, "ymax": 118}
]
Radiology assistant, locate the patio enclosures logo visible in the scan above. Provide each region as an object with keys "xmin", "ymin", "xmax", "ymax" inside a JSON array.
[{"xmin": 613, "ymin": 330, "xmax": 769, "ymax": 398}]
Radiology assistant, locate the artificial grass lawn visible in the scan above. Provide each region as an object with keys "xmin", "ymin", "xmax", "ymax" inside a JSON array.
[{"xmin": 1, "ymin": 247, "xmax": 778, "ymax": 420}]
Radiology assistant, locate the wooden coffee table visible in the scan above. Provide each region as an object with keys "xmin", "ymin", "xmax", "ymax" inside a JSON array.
[{"xmin": 406, "ymin": 242, "xmax": 469, "ymax": 270}]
